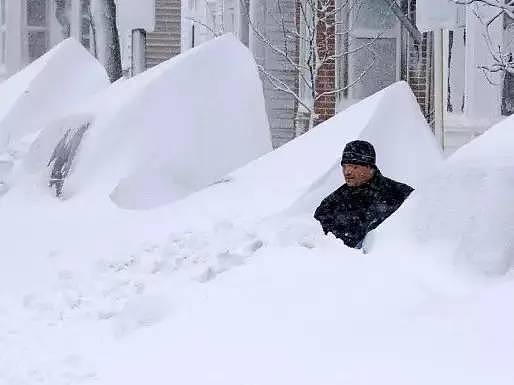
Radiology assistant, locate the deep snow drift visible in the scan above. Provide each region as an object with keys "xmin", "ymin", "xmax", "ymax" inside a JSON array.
[
  {"xmin": 23, "ymin": 34, "xmax": 271, "ymax": 209},
  {"xmin": 0, "ymin": 76, "xmax": 512, "ymax": 385},
  {"xmin": 288, "ymin": 81, "xmax": 443, "ymax": 214},
  {"xmin": 372, "ymin": 114, "xmax": 514, "ymax": 275},
  {"xmin": 0, "ymin": 39, "xmax": 109, "ymax": 151},
  {"xmin": 172, "ymin": 81, "xmax": 443, "ymax": 222}
]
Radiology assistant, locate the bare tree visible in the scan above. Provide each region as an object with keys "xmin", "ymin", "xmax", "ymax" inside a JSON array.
[
  {"xmin": 450, "ymin": 1, "xmax": 514, "ymax": 114},
  {"xmin": 237, "ymin": 0, "xmax": 346, "ymax": 129},
  {"xmin": 453, "ymin": 0, "xmax": 514, "ymax": 76},
  {"xmin": 53, "ymin": 0, "xmax": 121, "ymax": 82},
  {"xmin": 90, "ymin": 0, "xmax": 122, "ymax": 82},
  {"xmin": 241, "ymin": 0, "xmax": 402, "ymax": 129},
  {"xmin": 380, "ymin": 0, "xmax": 423, "ymax": 44},
  {"xmin": 191, "ymin": 0, "xmax": 420, "ymax": 130}
]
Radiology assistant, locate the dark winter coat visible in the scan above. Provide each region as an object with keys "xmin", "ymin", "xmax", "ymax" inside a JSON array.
[{"xmin": 314, "ymin": 169, "xmax": 413, "ymax": 248}]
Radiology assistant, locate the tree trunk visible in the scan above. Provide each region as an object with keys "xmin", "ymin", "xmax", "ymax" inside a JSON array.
[
  {"xmin": 90, "ymin": 0, "xmax": 122, "ymax": 82},
  {"xmin": 54, "ymin": 0, "xmax": 71, "ymax": 38},
  {"xmin": 380, "ymin": 0, "xmax": 423, "ymax": 44}
]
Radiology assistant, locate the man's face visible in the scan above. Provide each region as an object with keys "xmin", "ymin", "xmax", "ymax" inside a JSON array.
[{"xmin": 342, "ymin": 164, "xmax": 375, "ymax": 187}]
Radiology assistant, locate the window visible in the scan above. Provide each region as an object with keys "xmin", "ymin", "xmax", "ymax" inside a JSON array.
[
  {"xmin": 349, "ymin": 37, "xmax": 398, "ymax": 98},
  {"xmin": 336, "ymin": 0, "xmax": 401, "ymax": 102},
  {"xmin": 0, "ymin": 0, "xmax": 6, "ymax": 66},
  {"xmin": 25, "ymin": 0, "xmax": 49, "ymax": 63}
]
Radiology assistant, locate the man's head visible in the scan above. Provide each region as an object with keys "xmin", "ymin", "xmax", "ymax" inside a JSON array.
[{"xmin": 341, "ymin": 140, "xmax": 376, "ymax": 187}]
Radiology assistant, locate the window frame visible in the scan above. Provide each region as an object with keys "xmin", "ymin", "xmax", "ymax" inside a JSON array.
[
  {"xmin": 336, "ymin": 0, "xmax": 402, "ymax": 103},
  {"xmin": 22, "ymin": 0, "xmax": 50, "ymax": 64}
]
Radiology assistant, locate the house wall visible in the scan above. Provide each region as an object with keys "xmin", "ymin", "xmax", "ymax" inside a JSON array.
[
  {"xmin": 250, "ymin": 0, "xmax": 298, "ymax": 147},
  {"xmin": 314, "ymin": 0, "xmax": 336, "ymax": 126},
  {"xmin": 0, "ymin": 0, "xmax": 63, "ymax": 80},
  {"xmin": 0, "ymin": 0, "xmax": 182, "ymax": 81},
  {"xmin": 335, "ymin": 0, "xmax": 403, "ymax": 105},
  {"xmin": 146, "ymin": 0, "xmax": 181, "ymax": 69},
  {"xmin": 181, "ymin": 0, "xmax": 299, "ymax": 148},
  {"xmin": 181, "ymin": 0, "xmax": 220, "ymax": 51}
]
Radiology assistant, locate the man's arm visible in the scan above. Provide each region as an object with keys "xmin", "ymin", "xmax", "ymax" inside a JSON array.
[{"xmin": 314, "ymin": 195, "xmax": 336, "ymax": 234}]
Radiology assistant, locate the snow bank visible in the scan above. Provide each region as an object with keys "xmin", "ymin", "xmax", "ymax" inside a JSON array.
[
  {"xmin": 372, "ymin": 116, "xmax": 514, "ymax": 275},
  {"xmin": 0, "ymin": 39, "xmax": 109, "ymax": 151},
  {"xmin": 291, "ymin": 81, "xmax": 442, "ymax": 214},
  {"xmin": 218, "ymin": 81, "xmax": 442, "ymax": 218},
  {"xmin": 0, "ymin": 75, "xmax": 512, "ymax": 385},
  {"xmin": 25, "ymin": 34, "xmax": 271, "ymax": 209}
]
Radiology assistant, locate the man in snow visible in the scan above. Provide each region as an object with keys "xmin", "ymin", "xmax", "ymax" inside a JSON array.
[{"xmin": 314, "ymin": 140, "xmax": 413, "ymax": 249}]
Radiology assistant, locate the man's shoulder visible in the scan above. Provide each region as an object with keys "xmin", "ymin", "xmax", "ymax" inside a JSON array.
[
  {"xmin": 320, "ymin": 185, "xmax": 348, "ymax": 204},
  {"xmin": 375, "ymin": 174, "xmax": 414, "ymax": 197}
]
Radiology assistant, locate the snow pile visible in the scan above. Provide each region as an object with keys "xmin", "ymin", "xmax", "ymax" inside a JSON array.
[
  {"xmin": 187, "ymin": 81, "xmax": 441, "ymax": 220},
  {"xmin": 0, "ymin": 78, "xmax": 512, "ymax": 385},
  {"xmin": 0, "ymin": 39, "xmax": 109, "ymax": 151},
  {"xmin": 288, "ymin": 81, "xmax": 443, "ymax": 214},
  {"xmin": 97, "ymin": 225, "xmax": 514, "ymax": 385},
  {"xmin": 22, "ymin": 34, "xmax": 271, "ymax": 209},
  {"xmin": 372, "ymin": 115, "xmax": 514, "ymax": 275}
]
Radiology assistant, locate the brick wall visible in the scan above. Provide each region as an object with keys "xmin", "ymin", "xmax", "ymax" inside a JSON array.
[
  {"xmin": 293, "ymin": 0, "xmax": 336, "ymax": 130},
  {"xmin": 313, "ymin": 0, "xmax": 336, "ymax": 125},
  {"xmin": 280, "ymin": 0, "xmax": 435, "ymax": 142},
  {"xmin": 309, "ymin": 0, "xmax": 435, "ymax": 129},
  {"xmin": 405, "ymin": 0, "xmax": 434, "ymax": 126}
]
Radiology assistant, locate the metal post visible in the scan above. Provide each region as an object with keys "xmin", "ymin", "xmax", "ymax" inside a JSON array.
[{"xmin": 131, "ymin": 28, "xmax": 146, "ymax": 77}]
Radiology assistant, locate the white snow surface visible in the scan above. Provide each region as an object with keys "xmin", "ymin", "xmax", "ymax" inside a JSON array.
[
  {"xmin": 23, "ymin": 34, "xmax": 272, "ymax": 209},
  {"xmin": 372, "ymin": 113, "xmax": 514, "ymax": 276},
  {"xmin": 0, "ymin": 39, "xmax": 109, "ymax": 151},
  {"xmin": 289, "ymin": 81, "xmax": 442, "ymax": 214},
  {"xmin": 0, "ymin": 78, "xmax": 513, "ymax": 385}
]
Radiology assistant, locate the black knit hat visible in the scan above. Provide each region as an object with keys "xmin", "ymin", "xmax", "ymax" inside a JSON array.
[{"xmin": 341, "ymin": 140, "xmax": 376, "ymax": 167}]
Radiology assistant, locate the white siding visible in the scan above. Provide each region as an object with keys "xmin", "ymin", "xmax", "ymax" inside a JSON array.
[
  {"xmin": 146, "ymin": 0, "xmax": 181, "ymax": 68},
  {"xmin": 250, "ymin": 0, "xmax": 297, "ymax": 147}
]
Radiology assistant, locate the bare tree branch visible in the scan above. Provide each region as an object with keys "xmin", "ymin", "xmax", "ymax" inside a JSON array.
[
  {"xmin": 452, "ymin": 0, "xmax": 514, "ymax": 75},
  {"xmin": 186, "ymin": 16, "xmax": 222, "ymax": 38},
  {"xmin": 241, "ymin": 0, "xmax": 406, "ymax": 130},
  {"xmin": 380, "ymin": 0, "xmax": 423, "ymax": 44}
]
